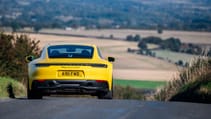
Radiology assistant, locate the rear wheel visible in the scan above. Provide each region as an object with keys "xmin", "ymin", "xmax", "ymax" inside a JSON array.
[
  {"xmin": 97, "ymin": 91, "xmax": 113, "ymax": 99},
  {"xmin": 27, "ymin": 80, "xmax": 43, "ymax": 99},
  {"xmin": 98, "ymin": 79, "xmax": 113, "ymax": 99},
  {"xmin": 27, "ymin": 89, "xmax": 43, "ymax": 99}
]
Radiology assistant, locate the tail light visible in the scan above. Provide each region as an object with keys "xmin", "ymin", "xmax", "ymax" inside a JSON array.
[
  {"xmin": 96, "ymin": 80, "xmax": 107, "ymax": 83},
  {"xmin": 37, "ymin": 80, "xmax": 45, "ymax": 83}
]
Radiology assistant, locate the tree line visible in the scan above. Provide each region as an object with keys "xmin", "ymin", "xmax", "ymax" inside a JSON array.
[
  {"xmin": 1, "ymin": 0, "xmax": 211, "ymax": 31},
  {"xmin": 126, "ymin": 34, "xmax": 211, "ymax": 67},
  {"xmin": 126, "ymin": 34, "xmax": 209, "ymax": 56}
]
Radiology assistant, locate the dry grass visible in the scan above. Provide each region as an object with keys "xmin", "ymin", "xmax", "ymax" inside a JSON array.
[
  {"xmin": 153, "ymin": 56, "xmax": 211, "ymax": 101},
  {"xmin": 0, "ymin": 77, "xmax": 26, "ymax": 98},
  {"xmin": 113, "ymin": 85, "xmax": 144, "ymax": 100}
]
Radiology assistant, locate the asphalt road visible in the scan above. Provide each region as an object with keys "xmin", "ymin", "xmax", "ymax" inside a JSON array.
[{"xmin": 0, "ymin": 97, "xmax": 210, "ymax": 119}]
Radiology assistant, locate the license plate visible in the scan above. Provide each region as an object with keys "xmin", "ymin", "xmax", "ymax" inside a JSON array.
[{"xmin": 58, "ymin": 71, "xmax": 83, "ymax": 77}]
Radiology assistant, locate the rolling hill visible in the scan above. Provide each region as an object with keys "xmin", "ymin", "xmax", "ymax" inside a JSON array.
[{"xmin": 0, "ymin": 0, "xmax": 211, "ymax": 31}]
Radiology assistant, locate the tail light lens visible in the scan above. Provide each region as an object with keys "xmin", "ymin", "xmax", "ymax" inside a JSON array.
[
  {"xmin": 96, "ymin": 80, "xmax": 107, "ymax": 83},
  {"xmin": 37, "ymin": 80, "xmax": 45, "ymax": 83}
]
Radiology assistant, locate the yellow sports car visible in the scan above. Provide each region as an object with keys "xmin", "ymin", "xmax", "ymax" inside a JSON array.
[{"xmin": 26, "ymin": 43, "xmax": 115, "ymax": 99}]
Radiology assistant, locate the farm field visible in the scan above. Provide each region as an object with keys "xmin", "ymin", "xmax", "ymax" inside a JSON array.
[
  {"xmin": 153, "ymin": 50, "xmax": 198, "ymax": 63},
  {"xmin": 22, "ymin": 29, "xmax": 210, "ymax": 81},
  {"xmin": 25, "ymin": 33, "xmax": 178, "ymax": 81},
  {"xmin": 40, "ymin": 29, "xmax": 211, "ymax": 44},
  {"xmin": 113, "ymin": 79, "xmax": 166, "ymax": 89}
]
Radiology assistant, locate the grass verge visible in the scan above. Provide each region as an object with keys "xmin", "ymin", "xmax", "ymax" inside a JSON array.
[
  {"xmin": 169, "ymin": 79, "xmax": 211, "ymax": 103},
  {"xmin": 0, "ymin": 77, "xmax": 26, "ymax": 98},
  {"xmin": 114, "ymin": 79, "xmax": 166, "ymax": 89},
  {"xmin": 113, "ymin": 79, "xmax": 166, "ymax": 100},
  {"xmin": 153, "ymin": 56, "xmax": 211, "ymax": 103},
  {"xmin": 113, "ymin": 85, "xmax": 145, "ymax": 100}
]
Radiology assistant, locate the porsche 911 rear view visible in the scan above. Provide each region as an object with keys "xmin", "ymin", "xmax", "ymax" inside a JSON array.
[{"xmin": 26, "ymin": 43, "xmax": 115, "ymax": 99}]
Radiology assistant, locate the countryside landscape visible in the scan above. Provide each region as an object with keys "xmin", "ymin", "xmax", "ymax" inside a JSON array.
[{"xmin": 0, "ymin": 0, "xmax": 211, "ymax": 103}]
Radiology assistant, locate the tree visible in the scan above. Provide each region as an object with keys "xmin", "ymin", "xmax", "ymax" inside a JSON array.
[
  {"xmin": 126, "ymin": 34, "xmax": 141, "ymax": 42},
  {"xmin": 34, "ymin": 25, "xmax": 42, "ymax": 33},
  {"xmin": 11, "ymin": 22, "xmax": 20, "ymax": 32},
  {"xmin": 157, "ymin": 24, "xmax": 163, "ymax": 34},
  {"xmin": 0, "ymin": 33, "xmax": 40, "ymax": 81},
  {"xmin": 177, "ymin": 60, "xmax": 184, "ymax": 66},
  {"xmin": 157, "ymin": 28, "xmax": 163, "ymax": 34},
  {"xmin": 208, "ymin": 49, "xmax": 211, "ymax": 56},
  {"xmin": 134, "ymin": 34, "xmax": 141, "ymax": 41},
  {"xmin": 138, "ymin": 40, "xmax": 147, "ymax": 50},
  {"xmin": 109, "ymin": 34, "xmax": 114, "ymax": 39},
  {"xmin": 161, "ymin": 37, "xmax": 182, "ymax": 52},
  {"xmin": 0, "ymin": 33, "xmax": 14, "ymax": 76},
  {"xmin": 126, "ymin": 35, "xmax": 133, "ymax": 41},
  {"xmin": 13, "ymin": 34, "xmax": 40, "ymax": 80},
  {"xmin": 142, "ymin": 36, "xmax": 162, "ymax": 44}
]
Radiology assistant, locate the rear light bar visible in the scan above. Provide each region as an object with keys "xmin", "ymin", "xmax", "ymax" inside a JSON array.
[
  {"xmin": 35, "ymin": 63, "xmax": 107, "ymax": 68},
  {"xmin": 96, "ymin": 80, "xmax": 107, "ymax": 83},
  {"xmin": 37, "ymin": 80, "xmax": 45, "ymax": 83},
  {"xmin": 90, "ymin": 64, "xmax": 107, "ymax": 68}
]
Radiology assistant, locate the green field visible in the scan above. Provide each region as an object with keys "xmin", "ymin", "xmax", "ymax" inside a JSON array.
[{"xmin": 114, "ymin": 79, "xmax": 166, "ymax": 89}]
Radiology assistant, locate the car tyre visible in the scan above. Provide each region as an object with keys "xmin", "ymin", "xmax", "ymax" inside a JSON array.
[
  {"xmin": 97, "ymin": 79, "xmax": 113, "ymax": 99},
  {"xmin": 27, "ymin": 89, "xmax": 43, "ymax": 99},
  {"xmin": 97, "ymin": 90, "xmax": 113, "ymax": 99},
  {"xmin": 27, "ymin": 80, "xmax": 43, "ymax": 99}
]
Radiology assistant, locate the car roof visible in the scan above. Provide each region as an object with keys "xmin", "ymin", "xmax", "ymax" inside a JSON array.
[{"xmin": 46, "ymin": 42, "xmax": 96, "ymax": 47}]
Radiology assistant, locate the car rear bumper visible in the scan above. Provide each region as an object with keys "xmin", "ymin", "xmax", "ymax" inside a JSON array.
[{"xmin": 31, "ymin": 80, "xmax": 109, "ymax": 95}]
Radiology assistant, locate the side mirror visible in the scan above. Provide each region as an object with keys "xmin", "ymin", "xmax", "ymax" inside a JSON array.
[
  {"xmin": 25, "ymin": 56, "xmax": 34, "ymax": 62},
  {"xmin": 108, "ymin": 57, "xmax": 115, "ymax": 62}
]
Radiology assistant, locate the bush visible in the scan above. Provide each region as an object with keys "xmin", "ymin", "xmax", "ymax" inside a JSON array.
[
  {"xmin": 126, "ymin": 35, "xmax": 133, "ymax": 41},
  {"xmin": 126, "ymin": 34, "xmax": 141, "ymax": 42},
  {"xmin": 142, "ymin": 36, "xmax": 163, "ymax": 44},
  {"xmin": 138, "ymin": 40, "xmax": 147, "ymax": 50},
  {"xmin": 176, "ymin": 60, "xmax": 184, "ymax": 66},
  {"xmin": 0, "ymin": 32, "xmax": 40, "ymax": 81},
  {"xmin": 133, "ymin": 34, "xmax": 141, "ymax": 41},
  {"xmin": 153, "ymin": 56, "xmax": 211, "ymax": 102}
]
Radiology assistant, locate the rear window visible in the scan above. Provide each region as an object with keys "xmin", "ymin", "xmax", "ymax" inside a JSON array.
[{"xmin": 48, "ymin": 45, "xmax": 94, "ymax": 58}]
